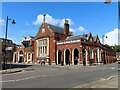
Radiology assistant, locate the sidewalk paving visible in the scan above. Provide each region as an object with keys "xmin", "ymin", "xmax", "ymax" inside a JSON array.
[
  {"xmin": 1, "ymin": 69, "xmax": 22, "ymax": 74},
  {"xmin": 74, "ymin": 75, "xmax": 118, "ymax": 88}
]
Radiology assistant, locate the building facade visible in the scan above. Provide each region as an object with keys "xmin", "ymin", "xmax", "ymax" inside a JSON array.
[
  {"xmin": 1, "ymin": 38, "xmax": 16, "ymax": 62},
  {"xmin": 13, "ymin": 35, "xmax": 34, "ymax": 63},
  {"xmin": 33, "ymin": 20, "xmax": 70, "ymax": 64},
  {"xmin": 56, "ymin": 33, "xmax": 116, "ymax": 65},
  {"xmin": 12, "ymin": 16, "xmax": 116, "ymax": 65}
]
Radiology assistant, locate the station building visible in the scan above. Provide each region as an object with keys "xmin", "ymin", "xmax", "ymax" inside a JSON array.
[
  {"xmin": 13, "ymin": 16, "xmax": 116, "ymax": 65},
  {"xmin": 13, "ymin": 35, "xmax": 34, "ymax": 63}
]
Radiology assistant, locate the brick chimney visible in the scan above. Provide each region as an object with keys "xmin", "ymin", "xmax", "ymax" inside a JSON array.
[{"xmin": 64, "ymin": 19, "xmax": 69, "ymax": 36}]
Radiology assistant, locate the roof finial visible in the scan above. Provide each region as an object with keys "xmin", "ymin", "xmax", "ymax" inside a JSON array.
[{"xmin": 43, "ymin": 14, "xmax": 46, "ymax": 23}]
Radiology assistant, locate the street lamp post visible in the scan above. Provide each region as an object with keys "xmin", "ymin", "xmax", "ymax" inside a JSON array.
[
  {"xmin": 104, "ymin": 0, "xmax": 112, "ymax": 4},
  {"xmin": 104, "ymin": 0, "xmax": 120, "ymax": 44},
  {"xmin": 3, "ymin": 16, "xmax": 16, "ymax": 70}
]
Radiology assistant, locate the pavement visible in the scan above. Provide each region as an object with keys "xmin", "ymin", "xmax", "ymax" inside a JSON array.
[
  {"xmin": 1, "ymin": 68, "xmax": 22, "ymax": 74},
  {"xmin": 1, "ymin": 63, "xmax": 119, "ymax": 88},
  {"xmin": 74, "ymin": 75, "xmax": 118, "ymax": 88}
]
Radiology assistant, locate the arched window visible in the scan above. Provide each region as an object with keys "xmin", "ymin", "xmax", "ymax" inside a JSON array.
[
  {"xmin": 28, "ymin": 53, "xmax": 31, "ymax": 59},
  {"xmin": 20, "ymin": 51, "xmax": 23, "ymax": 54}
]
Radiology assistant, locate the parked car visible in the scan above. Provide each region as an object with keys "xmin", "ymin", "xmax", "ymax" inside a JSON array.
[
  {"xmin": 117, "ymin": 58, "xmax": 120, "ymax": 64},
  {"xmin": 118, "ymin": 60, "xmax": 120, "ymax": 64}
]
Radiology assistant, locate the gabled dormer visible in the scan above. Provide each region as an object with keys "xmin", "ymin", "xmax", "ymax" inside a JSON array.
[
  {"xmin": 87, "ymin": 32, "xmax": 93, "ymax": 42},
  {"xmin": 26, "ymin": 35, "xmax": 33, "ymax": 41},
  {"xmin": 93, "ymin": 35, "xmax": 100, "ymax": 43},
  {"xmin": 20, "ymin": 36, "xmax": 26, "ymax": 45}
]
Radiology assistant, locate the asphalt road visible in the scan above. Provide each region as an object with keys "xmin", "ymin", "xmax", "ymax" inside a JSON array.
[{"xmin": 2, "ymin": 63, "xmax": 118, "ymax": 88}]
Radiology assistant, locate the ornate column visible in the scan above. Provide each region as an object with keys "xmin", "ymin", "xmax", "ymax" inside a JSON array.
[
  {"xmin": 18, "ymin": 52, "xmax": 19, "ymax": 63},
  {"xmin": 36, "ymin": 40, "xmax": 38, "ymax": 57},
  {"xmin": 70, "ymin": 47, "xmax": 72, "ymax": 64},
  {"xmin": 80, "ymin": 45, "xmax": 83, "ymax": 64},
  {"xmin": 85, "ymin": 47, "xmax": 89, "ymax": 65},
  {"xmin": 47, "ymin": 38, "xmax": 49, "ymax": 57},
  {"xmin": 56, "ymin": 50, "xmax": 58, "ymax": 64},
  {"xmin": 97, "ymin": 48, "xmax": 100, "ymax": 64},
  {"xmin": 99, "ymin": 49, "xmax": 102, "ymax": 63},
  {"xmin": 64, "ymin": 49, "xmax": 66, "ymax": 64},
  {"xmin": 72, "ymin": 49, "xmax": 74, "ymax": 65}
]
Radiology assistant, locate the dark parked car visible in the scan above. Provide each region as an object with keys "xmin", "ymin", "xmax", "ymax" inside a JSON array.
[
  {"xmin": 118, "ymin": 60, "xmax": 120, "ymax": 64},
  {"xmin": 117, "ymin": 58, "xmax": 120, "ymax": 64}
]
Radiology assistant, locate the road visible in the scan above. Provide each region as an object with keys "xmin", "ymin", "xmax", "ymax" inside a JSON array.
[{"xmin": 2, "ymin": 63, "xmax": 118, "ymax": 88}]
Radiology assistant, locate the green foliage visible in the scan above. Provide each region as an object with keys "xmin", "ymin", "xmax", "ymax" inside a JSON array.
[{"xmin": 112, "ymin": 45, "xmax": 120, "ymax": 52}]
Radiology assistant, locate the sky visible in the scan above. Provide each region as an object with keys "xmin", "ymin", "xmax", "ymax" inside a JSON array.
[{"xmin": 1, "ymin": 2, "xmax": 119, "ymax": 46}]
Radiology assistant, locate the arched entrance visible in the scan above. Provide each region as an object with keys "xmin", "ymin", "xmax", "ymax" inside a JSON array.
[
  {"xmin": 14, "ymin": 54, "xmax": 17, "ymax": 63},
  {"xmin": 65, "ymin": 49, "xmax": 70, "ymax": 65},
  {"xmin": 58, "ymin": 50, "xmax": 62, "ymax": 64},
  {"xmin": 74, "ymin": 48, "xmax": 79, "ymax": 65},
  {"xmin": 19, "ymin": 50, "xmax": 24, "ymax": 63}
]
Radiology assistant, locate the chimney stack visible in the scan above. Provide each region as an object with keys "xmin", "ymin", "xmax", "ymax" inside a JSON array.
[{"xmin": 64, "ymin": 19, "xmax": 69, "ymax": 36}]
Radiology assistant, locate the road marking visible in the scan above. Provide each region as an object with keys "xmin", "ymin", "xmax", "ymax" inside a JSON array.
[
  {"xmin": 106, "ymin": 75, "xmax": 117, "ymax": 80},
  {"xmin": 2, "ymin": 73, "xmax": 65, "ymax": 83},
  {"xmin": 74, "ymin": 75, "xmax": 118, "ymax": 88},
  {"xmin": 2, "ymin": 73, "xmax": 67, "ymax": 83},
  {"xmin": 111, "ymin": 67, "xmax": 115, "ymax": 70},
  {"xmin": 1, "ymin": 75, "xmax": 45, "ymax": 83},
  {"xmin": 100, "ymin": 75, "xmax": 118, "ymax": 81},
  {"xmin": 100, "ymin": 78, "xmax": 106, "ymax": 80}
]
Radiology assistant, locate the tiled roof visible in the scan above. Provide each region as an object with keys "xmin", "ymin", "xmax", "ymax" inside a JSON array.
[
  {"xmin": 93, "ymin": 36, "xmax": 97, "ymax": 42},
  {"xmin": 66, "ymin": 34, "xmax": 87, "ymax": 41},
  {"xmin": 0, "ymin": 38, "xmax": 13, "ymax": 44},
  {"xmin": 46, "ymin": 23, "xmax": 64, "ymax": 34},
  {"xmin": 22, "ymin": 41, "xmax": 31, "ymax": 48},
  {"xmin": 29, "ymin": 35, "xmax": 34, "ymax": 39}
]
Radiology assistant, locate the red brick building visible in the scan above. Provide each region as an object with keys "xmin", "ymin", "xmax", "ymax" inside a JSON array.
[
  {"xmin": 33, "ymin": 19, "xmax": 71, "ymax": 64},
  {"xmin": 13, "ymin": 35, "xmax": 34, "ymax": 63},
  {"xmin": 56, "ymin": 33, "xmax": 116, "ymax": 65},
  {"xmin": 13, "ymin": 16, "xmax": 116, "ymax": 65}
]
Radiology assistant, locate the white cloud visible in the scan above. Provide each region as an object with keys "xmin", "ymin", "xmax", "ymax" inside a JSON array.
[
  {"xmin": 33, "ymin": 14, "xmax": 73, "ymax": 27},
  {"xmin": 0, "ymin": 18, "xmax": 4, "ymax": 26},
  {"xmin": 77, "ymin": 26, "xmax": 86, "ymax": 32},
  {"xmin": 33, "ymin": 14, "xmax": 60, "ymax": 25},
  {"xmin": 104, "ymin": 28, "xmax": 119, "ymax": 46},
  {"xmin": 69, "ymin": 26, "xmax": 87, "ymax": 34},
  {"xmin": 25, "ymin": 21, "xmax": 30, "ymax": 26},
  {"xmin": 70, "ymin": 28, "xmax": 75, "ymax": 32}
]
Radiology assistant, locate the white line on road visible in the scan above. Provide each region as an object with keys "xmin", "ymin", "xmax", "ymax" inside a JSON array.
[
  {"xmin": 1, "ymin": 75, "xmax": 46, "ymax": 83},
  {"xmin": 100, "ymin": 75, "xmax": 118, "ymax": 80},
  {"xmin": 106, "ymin": 75, "xmax": 117, "ymax": 80},
  {"xmin": 74, "ymin": 75, "xmax": 118, "ymax": 88},
  {"xmin": 100, "ymin": 78, "xmax": 106, "ymax": 80},
  {"xmin": 1, "ymin": 73, "xmax": 68, "ymax": 83},
  {"xmin": 111, "ymin": 67, "xmax": 115, "ymax": 70}
]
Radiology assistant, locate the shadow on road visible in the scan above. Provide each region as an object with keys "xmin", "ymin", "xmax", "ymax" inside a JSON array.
[{"xmin": 1, "ymin": 63, "xmax": 32, "ymax": 70}]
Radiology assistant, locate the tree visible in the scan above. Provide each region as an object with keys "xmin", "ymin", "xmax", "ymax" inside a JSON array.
[{"xmin": 112, "ymin": 45, "xmax": 120, "ymax": 52}]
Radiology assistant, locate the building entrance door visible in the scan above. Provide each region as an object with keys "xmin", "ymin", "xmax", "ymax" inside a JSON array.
[
  {"xmin": 58, "ymin": 50, "xmax": 62, "ymax": 64},
  {"xmin": 65, "ymin": 49, "xmax": 70, "ymax": 65},
  {"xmin": 74, "ymin": 48, "xmax": 79, "ymax": 65}
]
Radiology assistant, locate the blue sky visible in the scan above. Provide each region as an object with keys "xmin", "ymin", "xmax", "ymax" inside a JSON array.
[{"xmin": 1, "ymin": 2, "xmax": 119, "ymax": 45}]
